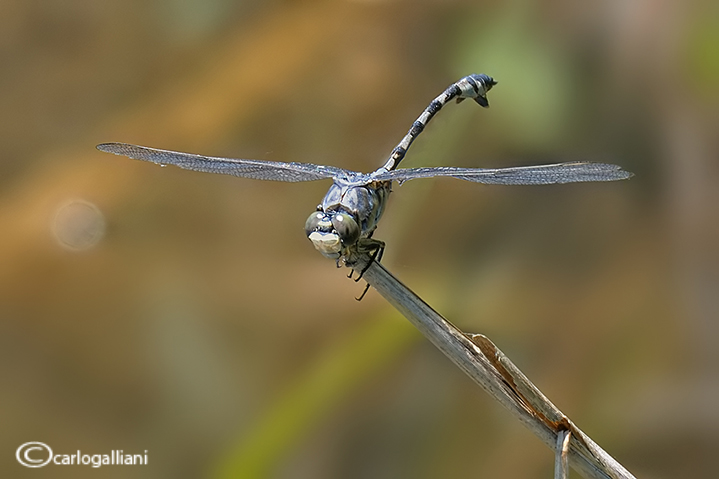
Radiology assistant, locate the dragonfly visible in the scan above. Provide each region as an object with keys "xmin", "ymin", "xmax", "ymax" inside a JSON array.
[{"xmin": 98, "ymin": 74, "xmax": 632, "ymax": 298}]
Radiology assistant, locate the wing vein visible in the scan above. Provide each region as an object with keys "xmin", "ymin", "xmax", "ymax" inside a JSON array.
[
  {"xmin": 372, "ymin": 162, "xmax": 633, "ymax": 185},
  {"xmin": 97, "ymin": 143, "xmax": 349, "ymax": 182}
]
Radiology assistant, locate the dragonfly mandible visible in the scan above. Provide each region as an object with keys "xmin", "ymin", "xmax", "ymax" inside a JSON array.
[{"xmin": 98, "ymin": 74, "xmax": 632, "ymax": 296}]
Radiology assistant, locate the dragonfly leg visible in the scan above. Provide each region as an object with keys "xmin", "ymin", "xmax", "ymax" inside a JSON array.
[
  {"xmin": 353, "ymin": 242, "xmax": 385, "ymax": 300},
  {"xmin": 355, "ymin": 282, "xmax": 371, "ymax": 301},
  {"xmin": 343, "ymin": 238, "xmax": 385, "ymax": 301},
  {"xmin": 353, "ymin": 239, "xmax": 385, "ymax": 282}
]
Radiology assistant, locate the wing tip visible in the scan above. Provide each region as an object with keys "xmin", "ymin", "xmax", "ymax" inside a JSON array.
[
  {"xmin": 96, "ymin": 142, "xmax": 127, "ymax": 155},
  {"xmin": 565, "ymin": 161, "xmax": 634, "ymax": 181},
  {"xmin": 596, "ymin": 163, "xmax": 634, "ymax": 181},
  {"xmin": 619, "ymin": 169, "xmax": 634, "ymax": 180}
]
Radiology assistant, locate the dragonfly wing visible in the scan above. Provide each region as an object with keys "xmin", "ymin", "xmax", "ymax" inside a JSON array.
[
  {"xmin": 97, "ymin": 143, "xmax": 349, "ymax": 182},
  {"xmin": 373, "ymin": 162, "xmax": 633, "ymax": 185}
]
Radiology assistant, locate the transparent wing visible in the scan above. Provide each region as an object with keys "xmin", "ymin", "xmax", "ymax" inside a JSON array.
[
  {"xmin": 97, "ymin": 143, "xmax": 351, "ymax": 182},
  {"xmin": 372, "ymin": 162, "xmax": 633, "ymax": 185}
]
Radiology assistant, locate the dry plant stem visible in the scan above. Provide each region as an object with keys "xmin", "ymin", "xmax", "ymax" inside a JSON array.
[
  {"xmin": 355, "ymin": 257, "xmax": 635, "ymax": 479},
  {"xmin": 556, "ymin": 429, "xmax": 572, "ymax": 479}
]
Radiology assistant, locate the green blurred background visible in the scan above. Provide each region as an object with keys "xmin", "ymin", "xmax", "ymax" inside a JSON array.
[{"xmin": 2, "ymin": 0, "xmax": 718, "ymax": 477}]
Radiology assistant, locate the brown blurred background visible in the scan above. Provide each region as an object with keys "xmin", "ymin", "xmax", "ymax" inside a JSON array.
[{"xmin": 1, "ymin": 0, "xmax": 718, "ymax": 478}]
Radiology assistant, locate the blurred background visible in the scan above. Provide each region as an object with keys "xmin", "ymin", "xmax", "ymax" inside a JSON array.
[{"xmin": 1, "ymin": 0, "xmax": 718, "ymax": 477}]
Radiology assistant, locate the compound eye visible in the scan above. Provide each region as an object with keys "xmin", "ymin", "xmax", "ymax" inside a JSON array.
[
  {"xmin": 304, "ymin": 211, "xmax": 326, "ymax": 236},
  {"xmin": 331, "ymin": 213, "xmax": 360, "ymax": 245}
]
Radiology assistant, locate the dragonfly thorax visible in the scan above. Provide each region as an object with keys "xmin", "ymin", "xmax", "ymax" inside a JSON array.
[{"xmin": 323, "ymin": 182, "xmax": 390, "ymax": 233}]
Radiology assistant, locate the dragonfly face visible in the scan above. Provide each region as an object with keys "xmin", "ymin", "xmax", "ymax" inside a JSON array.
[{"xmin": 304, "ymin": 211, "xmax": 357, "ymax": 259}]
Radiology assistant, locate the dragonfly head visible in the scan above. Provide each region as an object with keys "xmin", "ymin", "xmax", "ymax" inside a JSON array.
[{"xmin": 305, "ymin": 210, "xmax": 360, "ymax": 259}]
